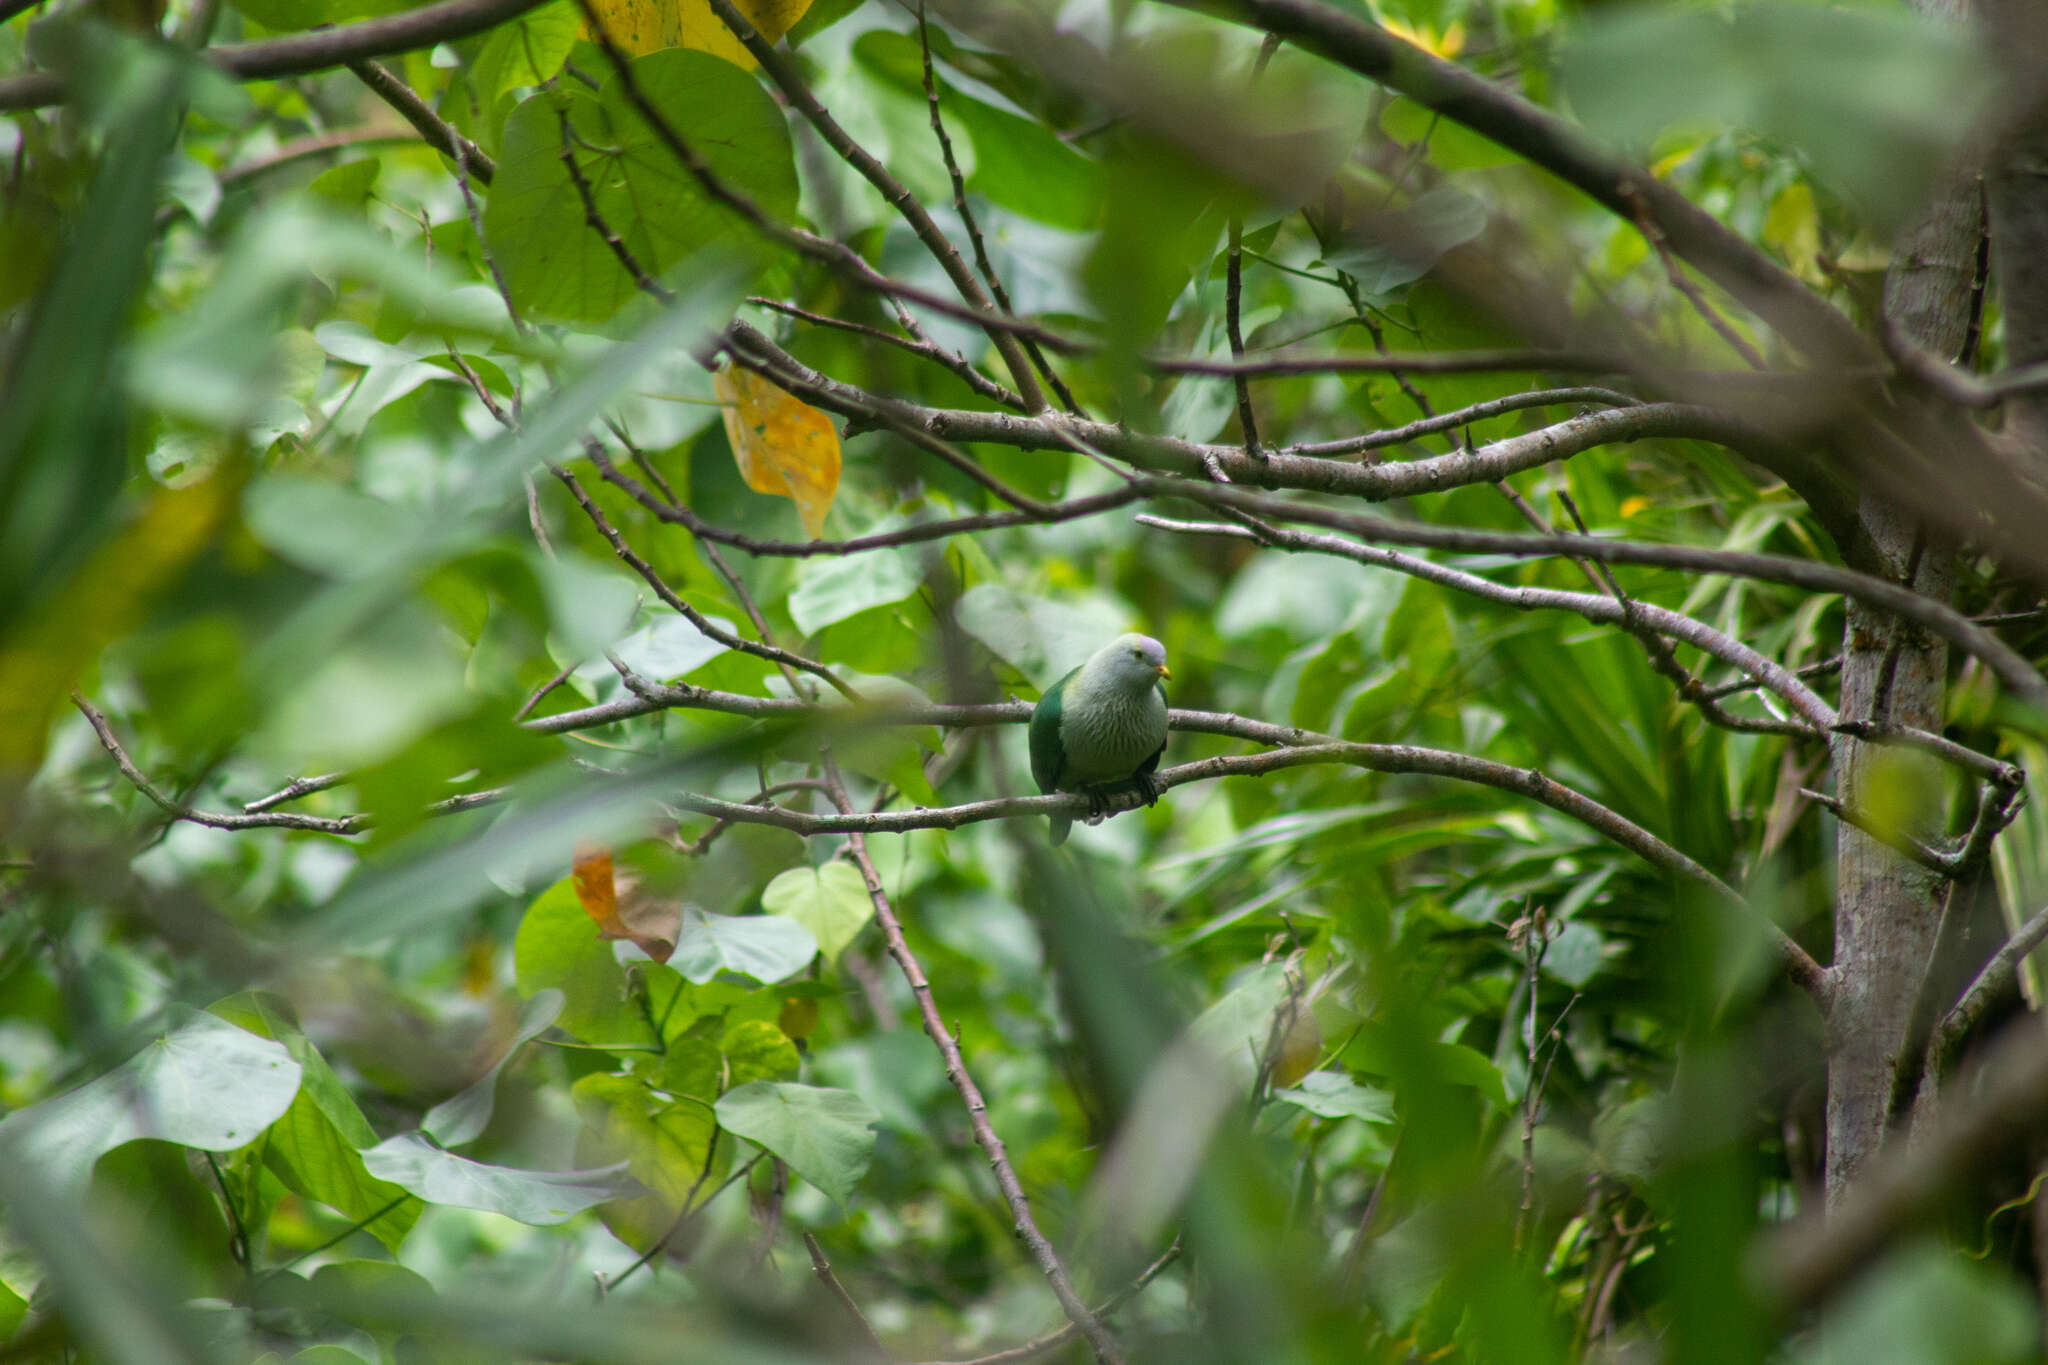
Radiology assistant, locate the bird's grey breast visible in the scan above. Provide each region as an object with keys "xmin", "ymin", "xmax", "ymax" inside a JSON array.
[{"xmin": 1059, "ymin": 684, "xmax": 1166, "ymax": 785}]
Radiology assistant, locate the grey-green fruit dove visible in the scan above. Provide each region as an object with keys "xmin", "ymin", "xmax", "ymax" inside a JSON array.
[{"xmin": 1028, "ymin": 633, "xmax": 1171, "ymax": 845}]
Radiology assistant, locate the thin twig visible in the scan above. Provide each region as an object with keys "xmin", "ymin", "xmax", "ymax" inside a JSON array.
[
  {"xmin": 822, "ymin": 768, "xmax": 1124, "ymax": 1365},
  {"xmin": 551, "ymin": 463, "xmax": 859, "ymax": 699},
  {"xmin": 802, "ymin": 1231, "xmax": 890, "ymax": 1360},
  {"xmin": 704, "ymin": 0, "xmax": 1045, "ymax": 410},
  {"xmin": 348, "ymin": 59, "xmax": 496, "ymax": 182},
  {"xmin": 908, "ymin": 1237, "xmax": 1182, "ymax": 1365},
  {"xmin": 746, "ymin": 297, "xmax": 1023, "ymax": 410},
  {"xmin": 243, "ymin": 773, "xmax": 345, "ymax": 813},
  {"xmin": 74, "ymin": 695, "xmax": 366, "ymax": 835},
  {"xmin": 914, "ymin": 5, "xmax": 1078, "ymax": 414}
]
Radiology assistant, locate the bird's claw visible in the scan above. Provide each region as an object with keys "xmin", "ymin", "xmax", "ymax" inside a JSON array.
[{"xmin": 1132, "ymin": 771, "xmax": 1161, "ymax": 807}]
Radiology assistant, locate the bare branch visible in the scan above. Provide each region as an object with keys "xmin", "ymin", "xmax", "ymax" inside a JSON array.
[
  {"xmin": 908, "ymin": 1238, "xmax": 1183, "ymax": 1365},
  {"xmin": 1151, "ymin": 347, "xmax": 1627, "ymax": 378},
  {"xmin": 348, "ymin": 59, "xmax": 495, "ymax": 183},
  {"xmin": 729, "ymin": 325, "xmax": 1784, "ymax": 502},
  {"xmin": 703, "ymin": 0, "xmax": 1046, "ymax": 411},
  {"xmin": 823, "ymin": 770, "xmax": 1124, "ymax": 1364},
  {"xmin": 243, "ymin": 773, "xmax": 345, "ymax": 813},
  {"xmin": 73, "ymin": 695, "xmax": 365, "ymax": 836},
  {"xmin": 550, "ymin": 464, "xmax": 859, "ymax": 699},
  {"xmin": 746, "ymin": 298, "xmax": 1024, "ymax": 410},
  {"xmin": 1829, "ymin": 720, "xmax": 2025, "ymax": 788},
  {"xmin": 801, "ymin": 1232, "xmax": 890, "ymax": 1361},
  {"xmin": 1137, "ymin": 514, "xmax": 1836, "ymax": 731},
  {"xmin": 1130, "ymin": 475, "xmax": 2048, "ymax": 713},
  {"xmin": 914, "ymin": 7, "xmax": 1079, "ymax": 414},
  {"xmin": 1924, "ymin": 903, "xmax": 2048, "ymax": 1090},
  {"xmin": 1277, "ymin": 387, "xmax": 1642, "ymax": 460}
]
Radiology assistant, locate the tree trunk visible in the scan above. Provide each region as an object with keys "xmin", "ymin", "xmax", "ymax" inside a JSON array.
[{"xmin": 1824, "ymin": 0, "xmax": 1975, "ymax": 1202}]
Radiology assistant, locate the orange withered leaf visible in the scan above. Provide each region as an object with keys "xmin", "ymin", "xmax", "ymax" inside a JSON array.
[{"xmin": 712, "ymin": 365, "xmax": 841, "ymax": 538}]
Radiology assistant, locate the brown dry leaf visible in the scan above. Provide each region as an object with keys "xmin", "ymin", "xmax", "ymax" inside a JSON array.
[
  {"xmin": 712, "ymin": 365, "xmax": 840, "ymax": 538},
  {"xmin": 572, "ymin": 845, "xmax": 681, "ymax": 962},
  {"xmin": 581, "ymin": 0, "xmax": 814, "ymax": 66},
  {"xmin": 1269, "ymin": 1005, "xmax": 1323, "ymax": 1089}
]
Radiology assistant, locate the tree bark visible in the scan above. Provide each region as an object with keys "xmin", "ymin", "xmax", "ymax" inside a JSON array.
[{"xmin": 1824, "ymin": 0, "xmax": 1975, "ymax": 1205}]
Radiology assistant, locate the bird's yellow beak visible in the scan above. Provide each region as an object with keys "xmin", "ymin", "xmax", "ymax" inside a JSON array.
[{"xmin": 1157, "ymin": 665, "xmax": 1172, "ymax": 680}]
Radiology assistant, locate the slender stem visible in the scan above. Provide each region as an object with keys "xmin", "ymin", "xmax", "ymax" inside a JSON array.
[
  {"xmin": 822, "ymin": 770, "xmax": 1124, "ymax": 1364},
  {"xmin": 704, "ymin": 0, "xmax": 1046, "ymax": 410}
]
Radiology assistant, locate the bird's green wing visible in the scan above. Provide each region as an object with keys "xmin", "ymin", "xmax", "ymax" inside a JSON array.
[{"xmin": 1029, "ymin": 668, "xmax": 1078, "ymax": 793}]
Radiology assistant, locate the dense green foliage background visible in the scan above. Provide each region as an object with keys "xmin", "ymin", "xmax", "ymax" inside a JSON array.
[{"xmin": 4, "ymin": 0, "xmax": 2047, "ymax": 1362}]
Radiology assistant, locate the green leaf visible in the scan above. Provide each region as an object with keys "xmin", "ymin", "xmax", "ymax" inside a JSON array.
[
  {"xmin": 761, "ymin": 862, "xmax": 873, "ymax": 962},
  {"xmin": 670, "ymin": 908, "xmax": 818, "ymax": 985},
  {"xmin": 1791, "ymin": 1243, "xmax": 2039, "ymax": 1365},
  {"xmin": 359, "ymin": 1134, "xmax": 626, "ymax": 1224},
  {"xmin": 954, "ymin": 584, "xmax": 1131, "ymax": 690},
  {"xmin": 0, "ymin": 1275, "xmax": 27, "ymax": 1339},
  {"xmin": 0, "ymin": 1008, "xmax": 301, "ymax": 1201},
  {"xmin": 1561, "ymin": 3, "xmax": 1984, "ymax": 229},
  {"xmin": 1542, "ymin": 921, "xmax": 1607, "ymax": 989},
  {"xmin": 514, "ymin": 877, "xmax": 656, "ymax": 1049},
  {"xmin": 571, "ymin": 1073, "xmax": 715, "ymax": 1206},
  {"xmin": 1188, "ymin": 964, "xmax": 1289, "ymax": 1092},
  {"xmin": 721, "ymin": 1018, "xmax": 801, "ymax": 1087},
  {"xmin": 244, "ymin": 475, "xmax": 431, "ymax": 580},
  {"xmin": 484, "ymin": 49, "xmax": 798, "ymax": 323},
  {"xmin": 229, "ymin": 0, "xmax": 407, "ymax": 31},
  {"xmin": 595, "ymin": 612, "xmax": 733, "ymax": 684},
  {"xmin": 421, "ymin": 989, "xmax": 565, "ymax": 1148},
  {"xmin": 1324, "ymin": 187, "xmax": 1488, "ymax": 296},
  {"xmin": 713, "ymin": 1081, "xmax": 879, "ymax": 1206},
  {"xmin": 788, "ymin": 541, "xmax": 923, "ymax": 636},
  {"xmin": 306, "ymin": 159, "xmax": 379, "ymax": 209},
  {"xmin": 851, "ymin": 31, "xmax": 1103, "ymax": 230},
  {"xmin": 209, "ymin": 993, "xmax": 417, "ymax": 1252},
  {"xmin": 470, "ymin": 0, "xmax": 579, "ymax": 108},
  {"xmin": 1274, "ymin": 1070, "xmax": 1395, "ymax": 1124}
]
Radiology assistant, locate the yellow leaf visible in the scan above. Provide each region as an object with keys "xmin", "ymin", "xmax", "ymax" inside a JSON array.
[
  {"xmin": 712, "ymin": 366, "xmax": 840, "ymax": 538},
  {"xmin": 581, "ymin": 0, "xmax": 813, "ymax": 66},
  {"xmin": 1618, "ymin": 495, "xmax": 1652, "ymax": 519},
  {"xmin": 0, "ymin": 473, "xmax": 234, "ymax": 780}
]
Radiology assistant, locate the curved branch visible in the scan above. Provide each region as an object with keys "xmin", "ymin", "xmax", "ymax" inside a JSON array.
[
  {"xmin": 1152, "ymin": 348, "xmax": 1626, "ymax": 377},
  {"xmin": 0, "ymin": 0, "xmax": 553, "ymax": 110},
  {"xmin": 1280, "ymin": 387, "xmax": 1643, "ymax": 460},
  {"xmin": 1138, "ymin": 514, "xmax": 1837, "ymax": 731},
  {"xmin": 680, "ymin": 744, "xmax": 1827, "ymax": 998},
  {"xmin": 825, "ymin": 769, "xmax": 1122, "ymax": 1364},
  {"xmin": 74, "ymin": 694, "xmax": 365, "ymax": 835},
  {"xmin": 1924, "ymin": 902, "xmax": 2048, "ymax": 1089},
  {"xmin": 729, "ymin": 321, "xmax": 1786, "ymax": 501},
  {"xmin": 1134, "ymin": 476, "xmax": 2048, "ymax": 713}
]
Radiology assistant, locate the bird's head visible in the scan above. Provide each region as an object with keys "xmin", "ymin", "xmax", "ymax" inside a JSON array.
[{"xmin": 1103, "ymin": 633, "xmax": 1171, "ymax": 688}]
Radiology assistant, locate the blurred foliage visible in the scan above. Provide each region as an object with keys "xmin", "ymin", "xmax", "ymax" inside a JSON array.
[{"xmin": 1, "ymin": 0, "xmax": 2043, "ymax": 1363}]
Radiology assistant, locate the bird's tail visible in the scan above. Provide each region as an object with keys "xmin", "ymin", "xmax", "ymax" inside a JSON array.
[{"xmin": 1048, "ymin": 813, "xmax": 1072, "ymax": 845}]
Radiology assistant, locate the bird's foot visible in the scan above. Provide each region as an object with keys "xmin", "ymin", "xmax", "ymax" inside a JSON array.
[
  {"xmin": 1082, "ymin": 786, "xmax": 1112, "ymax": 823},
  {"xmin": 1131, "ymin": 771, "xmax": 1161, "ymax": 807}
]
